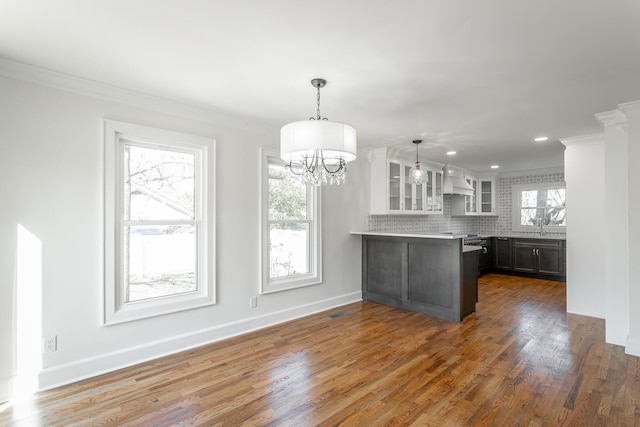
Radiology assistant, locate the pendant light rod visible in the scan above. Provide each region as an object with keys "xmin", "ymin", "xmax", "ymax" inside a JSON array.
[
  {"xmin": 413, "ymin": 139, "xmax": 422, "ymax": 162},
  {"xmin": 310, "ymin": 78, "xmax": 327, "ymax": 121}
]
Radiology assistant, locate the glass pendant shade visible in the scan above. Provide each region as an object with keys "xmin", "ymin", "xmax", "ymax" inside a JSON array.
[{"xmin": 410, "ymin": 162, "xmax": 427, "ymax": 185}]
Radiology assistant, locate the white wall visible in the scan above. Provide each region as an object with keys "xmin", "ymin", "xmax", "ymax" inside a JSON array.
[
  {"xmin": 561, "ymin": 134, "xmax": 606, "ymax": 319},
  {"xmin": 621, "ymin": 102, "xmax": 640, "ymax": 356},
  {"xmin": 597, "ymin": 110, "xmax": 629, "ymax": 346},
  {"xmin": 0, "ymin": 67, "xmax": 366, "ymax": 399},
  {"xmin": 562, "ymin": 101, "xmax": 640, "ymax": 356}
]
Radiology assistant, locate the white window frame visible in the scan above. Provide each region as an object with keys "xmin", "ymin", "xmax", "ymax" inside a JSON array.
[
  {"xmin": 512, "ymin": 181, "xmax": 566, "ymax": 233},
  {"xmin": 260, "ymin": 148, "xmax": 322, "ymax": 294},
  {"xmin": 104, "ymin": 119, "xmax": 216, "ymax": 325}
]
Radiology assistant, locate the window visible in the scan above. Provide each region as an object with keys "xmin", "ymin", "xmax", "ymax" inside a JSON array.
[
  {"xmin": 512, "ymin": 182, "xmax": 566, "ymax": 233},
  {"xmin": 260, "ymin": 149, "xmax": 321, "ymax": 293},
  {"xmin": 104, "ymin": 120, "xmax": 215, "ymax": 325}
]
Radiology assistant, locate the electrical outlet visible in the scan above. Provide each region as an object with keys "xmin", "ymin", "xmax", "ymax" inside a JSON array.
[
  {"xmin": 249, "ymin": 296, "xmax": 258, "ymax": 308},
  {"xmin": 43, "ymin": 335, "xmax": 57, "ymax": 353}
]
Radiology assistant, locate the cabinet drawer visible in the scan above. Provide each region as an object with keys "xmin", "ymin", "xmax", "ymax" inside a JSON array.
[{"xmin": 513, "ymin": 239, "xmax": 563, "ymax": 248}]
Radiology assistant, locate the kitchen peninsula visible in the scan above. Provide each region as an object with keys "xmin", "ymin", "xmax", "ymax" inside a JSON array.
[{"xmin": 351, "ymin": 232, "xmax": 481, "ymax": 322}]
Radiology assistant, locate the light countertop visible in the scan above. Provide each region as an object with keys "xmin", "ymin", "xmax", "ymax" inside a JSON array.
[
  {"xmin": 350, "ymin": 231, "xmax": 565, "ymax": 241},
  {"xmin": 350, "ymin": 231, "xmax": 466, "ymax": 239},
  {"xmin": 350, "ymin": 231, "xmax": 483, "ymax": 253}
]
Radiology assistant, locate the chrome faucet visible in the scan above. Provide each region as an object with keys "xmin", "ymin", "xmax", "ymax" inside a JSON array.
[{"xmin": 539, "ymin": 218, "xmax": 547, "ymax": 236}]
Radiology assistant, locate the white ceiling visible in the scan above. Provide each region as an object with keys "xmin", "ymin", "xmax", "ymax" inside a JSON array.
[{"xmin": 2, "ymin": 0, "xmax": 639, "ymax": 172}]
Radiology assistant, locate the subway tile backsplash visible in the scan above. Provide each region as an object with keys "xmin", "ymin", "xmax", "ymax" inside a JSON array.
[{"xmin": 367, "ymin": 171, "xmax": 565, "ymax": 238}]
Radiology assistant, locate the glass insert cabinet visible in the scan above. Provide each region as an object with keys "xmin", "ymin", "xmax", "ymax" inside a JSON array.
[
  {"xmin": 384, "ymin": 159, "xmax": 443, "ymax": 214},
  {"xmin": 368, "ymin": 147, "xmax": 454, "ymax": 215}
]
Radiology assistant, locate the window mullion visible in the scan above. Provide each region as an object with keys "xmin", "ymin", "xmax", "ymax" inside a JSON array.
[{"xmin": 122, "ymin": 219, "xmax": 199, "ymax": 226}]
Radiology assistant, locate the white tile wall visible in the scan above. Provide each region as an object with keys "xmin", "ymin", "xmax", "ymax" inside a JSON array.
[{"xmin": 368, "ymin": 171, "xmax": 565, "ymax": 237}]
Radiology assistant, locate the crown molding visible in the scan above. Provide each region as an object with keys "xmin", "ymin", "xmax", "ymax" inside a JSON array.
[
  {"xmin": 559, "ymin": 133, "xmax": 604, "ymax": 148},
  {"xmin": 496, "ymin": 166, "xmax": 564, "ymax": 178},
  {"xmin": 0, "ymin": 58, "xmax": 270, "ymax": 131},
  {"xmin": 618, "ymin": 100, "xmax": 640, "ymax": 116},
  {"xmin": 595, "ymin": 109, "xmax": 628, "ymax": 130}
]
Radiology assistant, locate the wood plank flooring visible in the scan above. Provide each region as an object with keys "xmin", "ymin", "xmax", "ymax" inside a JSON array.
[{"xmin": 1, "ymin": 273, "xmax": 639, "ymax": 426}]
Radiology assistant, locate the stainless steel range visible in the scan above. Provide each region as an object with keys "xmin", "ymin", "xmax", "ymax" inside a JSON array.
[
  {"xmin": 463, "ymin": 234, "xmax": 490, "ymax": 247},
  {"xmin": 463, "ymin": 234, "xmax": 492, "ymax": 274}
]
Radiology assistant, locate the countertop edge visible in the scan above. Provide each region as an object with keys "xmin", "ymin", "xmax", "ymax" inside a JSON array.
[
  {"xmin": 350, "ymin": 231, "xmax": 465, "ymax": 239},
  {"xmin": 350, "ymin": 231, "xmax": 565, "ymax": 241}
]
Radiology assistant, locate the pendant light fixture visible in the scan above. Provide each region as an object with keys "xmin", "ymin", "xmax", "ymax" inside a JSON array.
[
  {"xmin": 410, "ymin": 139, "xmax": 427, "ymax": 185},
  {"xmin": 280, "ymin": 78, "xmax": 357, "ymax": 185}
]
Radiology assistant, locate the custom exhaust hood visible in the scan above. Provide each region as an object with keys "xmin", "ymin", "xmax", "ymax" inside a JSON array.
[{"xmin": 442, "ymin": 163, "xmax": 474, "ymax": 197}]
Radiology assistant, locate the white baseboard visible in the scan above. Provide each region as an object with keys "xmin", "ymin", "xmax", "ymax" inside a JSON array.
[
  {"xmin": 38, "ymin": 292, "xmax": 362, "ymax": 391},
  {"xmin": 625, "ymin": 336, "xmax": 640, "ymax": 357},
  {"xmin": 0, "ymin": 376, "xmax": 12, "ymax": 404}
]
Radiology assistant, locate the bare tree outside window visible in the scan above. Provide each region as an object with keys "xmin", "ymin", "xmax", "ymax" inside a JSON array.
[
  {"xmin": 513, "ymin": 183, "xmax": 566, "ymax": 233},
  {"xmin": 123, "ymin": 144, "xmax": 198, "ymax": 302}
]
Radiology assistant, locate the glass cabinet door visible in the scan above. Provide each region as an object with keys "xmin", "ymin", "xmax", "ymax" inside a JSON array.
[
  {"xmin": 402, "ymin": 164, "xmax": 424, "ymax": 212},
  {"xmin": 388, "ymin": 161, "xmax": 401, "ymax": 211},
  {"xmin": 434, "ymin": 170, "xmax": 443, "ymax": 212},
  {"xmin": 465, "ymin": 178, "xmax": 477, "ymax": 214},
  {"xmin": 414, "ymin": 181, "xmax": 423, "ymax": 211},
  {"xmin": 480, "ymin": 180, "xmax": 493, "ymax": 213},
  {"xmin": 403, "ymin": 165, "xmax": 413, "ymax": 211},
  {"xmin": 425, "ymin": 170, "xmax": 434, "ymax": 212}
]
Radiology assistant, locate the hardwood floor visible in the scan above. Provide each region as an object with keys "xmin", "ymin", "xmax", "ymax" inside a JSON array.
[{"xmin": 1, "ymin": 274, "xmax": 639, "ymax": 426}]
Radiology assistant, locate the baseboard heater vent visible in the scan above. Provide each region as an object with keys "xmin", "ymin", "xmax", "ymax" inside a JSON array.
[{"xmin": 329, "ymin": 312, "xmax": 349, "ymax": 318}]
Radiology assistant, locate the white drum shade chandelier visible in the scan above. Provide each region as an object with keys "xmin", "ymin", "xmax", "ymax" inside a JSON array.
[{"xmin": 280, "ymin": 78, "xmax": 357, "ymax": 185}]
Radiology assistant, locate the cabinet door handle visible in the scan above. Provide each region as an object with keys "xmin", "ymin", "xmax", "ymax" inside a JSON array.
[{"xmin": 533, "ymin": 248, "xmax": 536, "ymax": 256}]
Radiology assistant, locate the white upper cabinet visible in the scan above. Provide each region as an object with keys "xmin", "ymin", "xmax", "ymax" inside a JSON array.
[
  {"xmin": 387, "ymin": 159, "xmax": 402, "ymax": 211},
  {"xmin": 369, "ymin": 148, "xmax": 443, "ymax": 215},
  {"xmin": 425, "ymin": 169, "xmax": 444, "ymax": 213},
  {"xmin": 464, "ymin": 176, "xmax": 478, "ymax": 214},
  {"xmin": 451, "ymin": 174, "xmax": 497, "ymax": 216},
  {"xmin": 479, "ymin": 177, "xmax": 496, "ymax": 214}
]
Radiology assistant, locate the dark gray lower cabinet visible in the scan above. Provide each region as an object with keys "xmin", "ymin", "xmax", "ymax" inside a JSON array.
[
  {"xmin": 362, "ymin": 235, "xmax": 478, "ymax": 322},
  {"xmin": 494, "ymin": 237, "xmax": 512, "ymax": 271},
  {"xmin": 493, "ymin": 237, "xmax": 565, "ymax": 279},
  {"xmin": 512, "ymin": 239, "xmax": 564, "ymax": 276}
]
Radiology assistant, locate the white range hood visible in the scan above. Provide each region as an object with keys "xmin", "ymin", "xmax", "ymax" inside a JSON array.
[{"xmin": 442, "ymin": 163, "xmax": 474, "ymax": 197}]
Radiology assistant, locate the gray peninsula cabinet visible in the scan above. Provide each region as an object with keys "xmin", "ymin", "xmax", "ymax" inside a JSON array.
[{"xmin": 357, "ymin": 233, "xmax": 480, "ymax": 322}]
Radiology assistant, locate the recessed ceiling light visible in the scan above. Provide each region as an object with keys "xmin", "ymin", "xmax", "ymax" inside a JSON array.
[
  {"xmin": 491, "ymin": 165, "xmax": 499, "ymax": 169},
  {"xmin": 534, "ymin": 136, "xmax": 549, "ymax": 142},
  {"xmin": 446, "ymin": 151, "xmax": 456, "ymax": 155}
]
